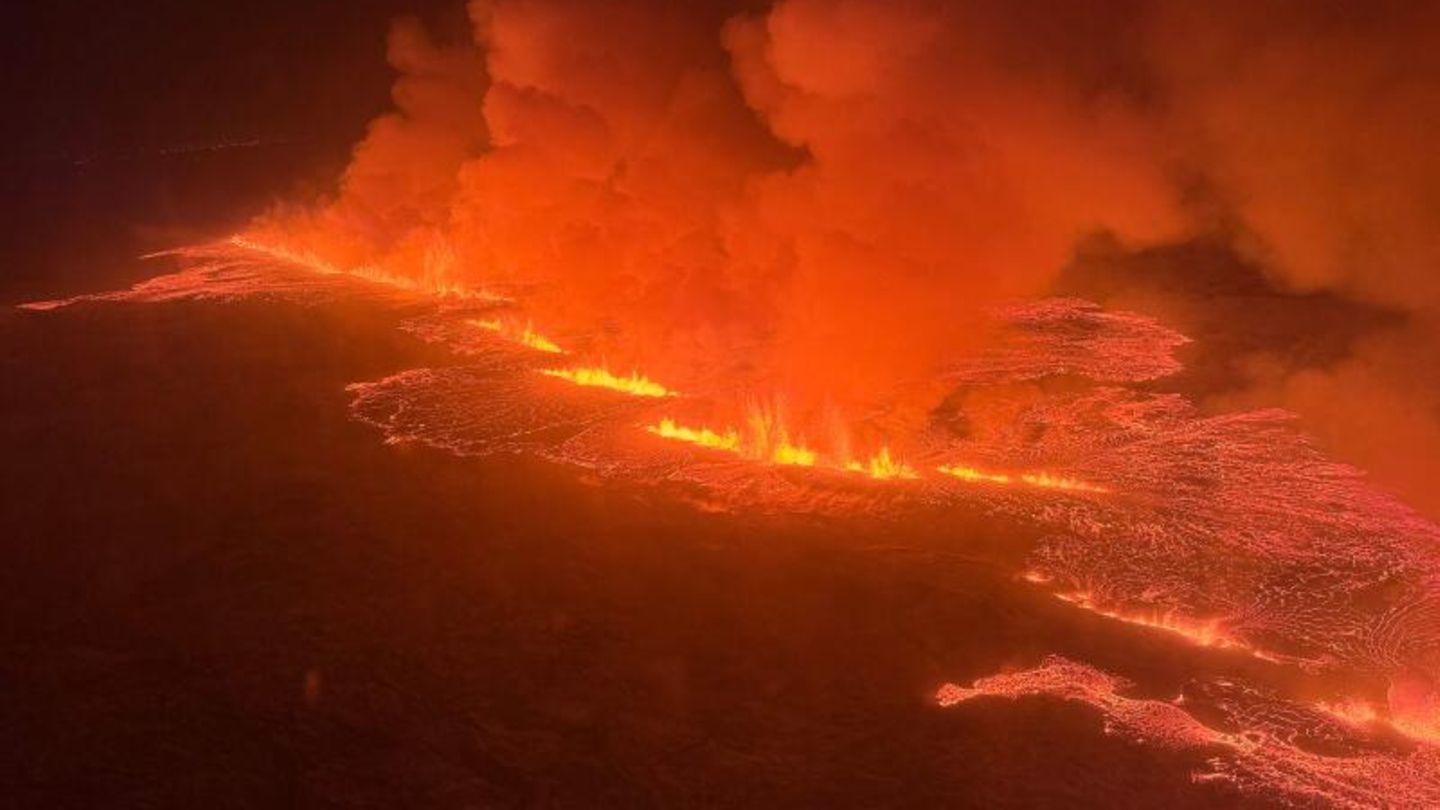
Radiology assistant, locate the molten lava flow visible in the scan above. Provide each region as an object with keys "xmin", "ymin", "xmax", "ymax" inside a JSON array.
[
  {"xmin": 1053, "ymin": 591, "xmax": 1248, "ymax": 652},
  {"xmin": 520, "ymin": 326, "xmax": 563, "ymax": 354},
  {"xmin": 1315, "ymin": 699, "xmax": 1383, "ymax": 729},
  {"xmin": 469, "ymin": 318, "xmax": 564, "ymax": 353},
  {"xmin": 744, "ymin": 408, "xmax": 817, "ymax": 467},
  {"xmin": 646, "ymin": 418, "xmax": 741, "ymax": 452},
  {"xmin": 643, "ymin": 414, "xmax": 927, "ymax": 481},
  {"xmin": 539, "ymin": 367, "xmax": 675, "ymax": 398},
  {"xmin": 1270, "ymin": 695, "xmax": 1440, "ymax": 747},
  {"xmin": 938, "ymin": 463, "xmax": 1108, "ymax": 493},
  {"xmin": 229, "ymin": 235, "xmax": 500, "ymax": 301},
  {"xmin": 773, "ymin": 443, "xmax": 819, "ymax": 467},
  {"xmin": 645, "ymin": 416, "xmax": 817, "ymax": 467},
  {"xmin": 38, "ymin": 237, "xmax": 1440, "ymax": 805},
  {"xmin": 1019, "ymin": 472, "xmax": 1110, "ymax": 493},
  {"xmin": 844, "ymin": 448, "xmax": 919, "ymax": 480},
  {"xmin": 937, "ymin": 464, "xmax": 1013, "ymax": 485},
  {"xmin": 937, "ymin": 656, "xmax": 1440, "ymax": 808}
]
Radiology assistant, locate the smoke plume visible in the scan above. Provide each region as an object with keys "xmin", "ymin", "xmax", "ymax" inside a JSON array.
[{"xmin": 257, "ymin": 0, "xmax": 1440, "ymax": 506}]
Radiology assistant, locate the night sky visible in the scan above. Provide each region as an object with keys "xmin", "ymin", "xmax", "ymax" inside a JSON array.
[{"xmin": 2, "ymin": 1, "xmax": 456, "ymax": 301}]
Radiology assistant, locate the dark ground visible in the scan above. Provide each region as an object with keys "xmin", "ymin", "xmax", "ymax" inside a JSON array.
[
  {"xmin": 0, "ymin": 295, "xmax": 1254, "ymax": 807},
  {"xmin": 0, "ymin": 5, "xmax": 1272, "ymax": 803}
]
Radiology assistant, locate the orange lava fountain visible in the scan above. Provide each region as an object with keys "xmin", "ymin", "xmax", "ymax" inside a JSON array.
[
  {"xmin": 469, "ymin": 318, "xmax": 564, "ymax": 354},
  {"xmin": 644, "ymin": 415, "xmax": 924, "ymax": 480},
  {"xmin": 938, "ymin": 463, "xmax": 1108, "ymax": 493},
  {"xmin": 539, "ymin": 367, "xmax": 676, "ymax": 398},
  {"xmin": 844, "ymin": 447, "xmax": 919, "ymax": 480},
  {"xmin": 229, "ymin": 235, "xmax": 501, "ymax": 301}
]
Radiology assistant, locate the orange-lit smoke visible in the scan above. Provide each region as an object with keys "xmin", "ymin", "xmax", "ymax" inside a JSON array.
[
  {"xmin": 253, "ymin": 0, "xmax": 1440, "ymax": 501},
  {"xmin": 1142, "ymin": 0, "xmax": 1440, "ymax": 518},
  {"xmin": 253, "ymin": 0, "xmax": 1187, "ymax": 437}
]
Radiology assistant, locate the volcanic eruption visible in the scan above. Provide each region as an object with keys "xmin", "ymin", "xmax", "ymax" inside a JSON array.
[{"xmin": 10, "ymin": 0, "xmax": 1440, "ymax": 806}]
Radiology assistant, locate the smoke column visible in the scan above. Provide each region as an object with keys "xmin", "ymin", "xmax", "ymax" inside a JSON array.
[{"xmin": 254, "ymin": 0, "xmax": 1440, "ymax": 505}]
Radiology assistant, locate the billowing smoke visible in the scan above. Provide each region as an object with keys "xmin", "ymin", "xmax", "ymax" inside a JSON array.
[
  {"xmin": 255, "ymin": 0, "xmax": 1440, "ymax": 505},
  {"xmin": 1144, "ymin": 0, "xmax": 1440, "ymax": 517},
  {"xmin": 257, "ymin": 0, "xmax": 1183, "ymax": 413}
]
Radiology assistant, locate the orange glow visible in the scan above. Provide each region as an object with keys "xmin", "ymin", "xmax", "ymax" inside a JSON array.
[
  {"xmin": 1020, "ymin": 472, "xmax": 1110, "ymax": 493},
  {"xmin": 1053, "ymin": 591, "xmax": 1247, "ymax": 652},
  {"xmin": 743, "ymin": 408, "xmax": 817, "ymax": 467},
  {"xmin": 1391, "ymin": 717, "xmax": 1440, "ymax": 745},
  {"xmin": 844, "ymin": 448, "xmax": 919, "ymax": 480},
  {"xmin": 646, "ymin": 418, "xmax": 741, "ymax": 452},
  {"xmin": 230, "ymin": 235, "xmax": 500, "ymax": 301},
  {"xmin": 937, "ymin": 464, "xmax": 1013, "ymax": 485},
  {"xmin": 642, "ymin": 415, "xmax": 931, "ymax": 479},
  {"xmin": 469, "ymin": 318, "xmax": 564, "ymax": 353},
  {"xmin": 645, "ymin": 416, "xmax": 817, "ymax": 467},
  {"xmin": 1311, "ymin": 696, "xmax": 1440, "ymax": 745},
  {"xmin": 1315, "ymin": 699, "xmax": 1383, "ymax": 728},
  {"xmin": 938, "ymin": 463, "xmax": 1108, "ymax": 493},
  {"xmin": 539, "ymin": 367, "xmax": 675, "ymax": 398},
  {"xmin": 520, "ymin": 325, "xmax": 563, "ymax": 354},
  {"xmin": 773, "ymin": 442, "xmax": 819, "ymax": 467}
]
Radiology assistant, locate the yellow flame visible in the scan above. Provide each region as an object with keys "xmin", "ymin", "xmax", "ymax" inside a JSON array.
[
  {"xmin": 541, "ymin": 367, "xmax": 675, "ymax": 398},
  {"xmin": 643, "ymin": 416, "xmax": 928, "ymax": 477},
  {"xmin": 644, "ymin": 415, "xmax": 818, "ymax": 467},
  {"xmin": 230, "ymin": 235, "xmax": 501, "ymax": 300},
  {"xmin": 647, "ymin": 418, "xmax": 740, "ymax": 451},
  {"xmin": 469, "ymin": 318, "xmax": 564, "ymax": 354},
  {"xmin": 1020, "ymin": 472, "xmax": 1110, "ymax": 493},
  {"xmin": 939, "ymin": 463, "xmax": 1108, "ymax": 493},
  {"xmin": 1054, "ymin": 591, "xmax": 1241, "ymax": 650},
  {"xmin": 743, "ymin": 408, "xmax": 817, "ymax": 467},
  {"xmin": 519, "ymin": 324, "xmax": 563, "ymax": 354},
  {"xmin": 938, "ymin": 464, "xmax": 1013, "ymax": 485},
  {"xmin": 845, "ymin": 447, "xmax": 919, "ymax": 479},
  {"xmin": 773, "ymin": 442, "xmax": 818, "ymax": 467}
]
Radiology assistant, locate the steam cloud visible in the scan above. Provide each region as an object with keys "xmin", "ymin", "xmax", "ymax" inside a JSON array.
[{"xmin": 256, "ymin": 0, "xmax": 1440, "ymax": 511}]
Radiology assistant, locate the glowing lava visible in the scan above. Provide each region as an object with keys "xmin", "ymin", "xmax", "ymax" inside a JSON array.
[
  {"xmin": 469, "ymin": 318, "xmax": 564, "ymax": 353},
  {"xmin": 938, "ymin": 463, "xmax": 1108, "ymax": 493},
  {"xmin": 1052, "ymin": 591, "xmax": 1250, "ymax": 653},
  {"xmin": 937, "ymin": 464, "xmax": 1012, "ymax": 485},
  {"xmin": 646, "ymin": 418, "xmax": 741, "ymax": 452},
  {"xmin": 844, "ymin": 448, "xmax": 919, "ymax": 480},
  {"xmin": 1019, "ymin": 472, "xmax": 1109, "ymax": 493},
  {"xmin": 937, "ymin": 656, "xmax": 1440, "ymax": 808},
  {"xmin": 644, "ymin": 416, "xmax": 924, "ymax": 480},
  {"xmin": 33, "ymin": 246, "xmax": 1440, "ymax": 807},
  {"xmin": 539, "ymin": 367, "xmax": 675, "ymax": 398},
  {"xmin": 645, "ymin": 416, "xmax": 816, "ymax": 467},
  {"xmin": 229, "ymin": 235, "xmax": 500, "ymax": 301},
  {"xmin": 1315, "ymin": 699, "xmax": 1383, "ymax": 729}
]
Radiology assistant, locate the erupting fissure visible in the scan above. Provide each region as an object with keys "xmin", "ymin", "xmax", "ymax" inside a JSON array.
[
  {"xmin": 843, "ymin": 448, "xmax": 919, "ymax": 480},
  {"xmin": 645, "ymin": 416, "xmax": 816, "ymax": 468},
  {"xmin": 469, "ymin": 318, "xmax": 564, "ymax": 354},
  {"xmin": 939, "ymin": 463, "xmax": 1109, "ymax": 493},
  {"xmin": 1050, "ymin": 590, "xmax": 1259, "ymax": 655},
  {"xmin": 229, "ymin": 235, "xmax": 502, "ymax": 301},
  {"xmin": 31, "ymin": 236, "xmax": 1440, "ymax": 807},
  {"xmin": 539, "ymin": 367, "xmax": 675, "ymax": 398},
  {"xmin": 644, "ymin": 417, "xmax": 923, "ymax": 480}
]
